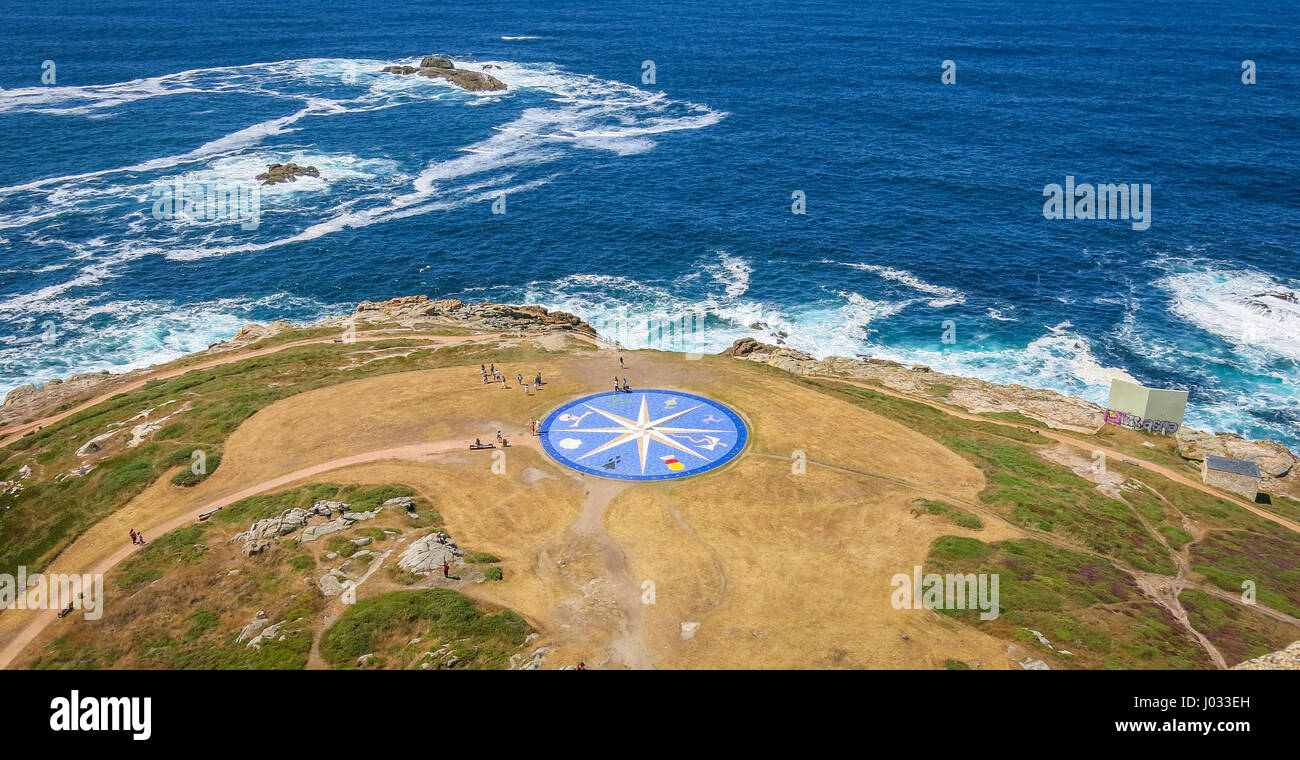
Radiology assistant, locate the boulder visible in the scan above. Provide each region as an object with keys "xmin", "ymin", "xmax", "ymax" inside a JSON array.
[
  {"xmin": 397, "ymin": 532, "xmax": 464, "ymax": 575},
  {"xmin": 318, "ymin": 574, "xmax": 346, "ymax": 597},
  {"xmin": 246, "ymin": 621, "xmax": 285, "ymax": 650},
  {"xmin": 298, "ymin": 509, "xmax": 381, "ymax": 543},
  {"xmin": 382, "ymin": 496, "xmax": 416, "ymax": 511},
  {"xmin": 236, "ymin": 616, "xmax": 271, "ymax": 644},
  {"xmin": 232, "ymin": 508, "xmax": 311, "ymax": 544}
]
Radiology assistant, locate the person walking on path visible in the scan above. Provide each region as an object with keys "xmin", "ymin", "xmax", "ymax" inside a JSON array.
[
  {"xmin": 535, "ymin": 418, "xmax": 541, "ymax": 435},
  {"xmin": 442, "ymin": 559, "xmax": 450, "ymax": 579},
  {"xmin": 517, "ymin": 373, "xmax": 524, "ymax": 385},
  {"xmin": 497, "ymin": 430, "xmax": 503, "ymax": 444},
  {"xmin": 619, "ymin": 356, "xmax": 625, "ymax": 368},
  {"xmin": 129, "ymin": 529, "xmax": 137, "ymax": 545}
]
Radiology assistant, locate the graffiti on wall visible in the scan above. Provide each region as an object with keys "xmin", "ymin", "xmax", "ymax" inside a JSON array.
[{"xmin": 1105, "ymin": 409, "xmax": 1180, "ymax": 435}]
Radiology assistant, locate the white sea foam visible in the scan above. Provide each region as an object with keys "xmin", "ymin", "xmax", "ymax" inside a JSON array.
[
  {"xmin": 0, "ymin": 55, "xmax": 725, "ymax": 327},
  {"xmin": 821, "ymin": 259, "xmax": 966, "ymax": 307},
  {"xmin": 1157, "ymin": 264, "xmax": 1300, "ymax": 362},
  {"xmin": 0, "ymin": 293, "xmax": 340, "ymax": 397}
]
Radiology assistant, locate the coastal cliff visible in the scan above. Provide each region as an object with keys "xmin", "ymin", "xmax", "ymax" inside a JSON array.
[
  {"xmin": 722, "ymin": 336, "xmax": 1300, "ymax": 498},
  {"xmin": 3, "ymin": 299, "xmax": 1295, "ymax": 497}
]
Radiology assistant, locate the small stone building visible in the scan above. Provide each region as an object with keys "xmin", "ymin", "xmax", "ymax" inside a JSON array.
[{"xmin": 1202, "ymin": 454, "xmax": 1262, "ymax": 501}]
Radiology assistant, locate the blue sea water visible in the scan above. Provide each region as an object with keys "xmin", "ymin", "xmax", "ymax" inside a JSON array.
[{"xmin": 1, "ymin": 0, "xmax": 1297, "ymax": 448}]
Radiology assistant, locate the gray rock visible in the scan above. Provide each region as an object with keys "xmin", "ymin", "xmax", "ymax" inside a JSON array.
[
  {"xmin": 231, "ymin": 508, "xmax": 312, "ymax": 551},
  {"xmin": 236, "ymin": 617, "xmax": 270, "ymax": 644},
  {"xmin": 382, "ymin": 496, "xmax": 415, "ymax": 511},
  {"xmin": 298, "ymin": 509, "xmax": 381, "ymax": 543},
  {"xmin": 398, "ymin": 532, "xmax": 464, "ymax": 575},
  {"xmin": 318, "ymin": 574, "xmax": 345, "ymax": 597}
]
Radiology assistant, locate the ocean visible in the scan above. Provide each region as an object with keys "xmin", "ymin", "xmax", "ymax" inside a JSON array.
[{"xmin": 1, "ymin": 0, "xmax": 1297, "ymax": 448}]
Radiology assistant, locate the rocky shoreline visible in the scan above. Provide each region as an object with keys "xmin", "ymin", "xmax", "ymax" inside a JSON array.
[
  {"xmin": 722, "ymin": 336, "xmax": 1299, "ymax": 498},
  {"xmin": 3, "ymin": 296, "xmax": 1296, "ymax": 497}
]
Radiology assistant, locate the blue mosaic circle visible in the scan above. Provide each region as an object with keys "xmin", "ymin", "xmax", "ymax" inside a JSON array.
[{"xmin": 540, "ymin": 389, "xmax": 748, "ymax": 481}]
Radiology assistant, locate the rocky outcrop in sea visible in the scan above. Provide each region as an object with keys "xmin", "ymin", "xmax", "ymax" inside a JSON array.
[
  {"xmin": 255, "ymin": 162, "xmax": 320, "ymax": 185},
  {"xmin": 380, "ymin": 56, "xmax": 506, "ymax": 92}
]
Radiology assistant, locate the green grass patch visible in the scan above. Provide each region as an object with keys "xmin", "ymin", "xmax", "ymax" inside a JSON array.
[{"xmin": 321, "ymin": 589, "xmax": 528, "ymax": 669}]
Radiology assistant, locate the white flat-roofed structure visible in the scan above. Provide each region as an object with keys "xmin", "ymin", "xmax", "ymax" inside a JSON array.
[{"xmin": 1104, "ymin": 379, "xmax": 1188, "ymax": 435}]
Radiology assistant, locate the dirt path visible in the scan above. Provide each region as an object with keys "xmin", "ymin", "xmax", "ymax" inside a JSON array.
[
  {"xmin": 0, "ymin": 437, "xmax": 486, "ymax": 670},
  {"xmin": 534, "ymin": 476, "xmax": 654, "ymax": 669},
  {"xmin": 0, "ymin": 328, "xmax": 610, "ymax": 448},
  {"xmin": 0, "ymin": 333, "xmax": 479, "ymax": 446},
  {"xmin": 813, "ymin": 375, "xmax": 1300, "ymax": 535}
]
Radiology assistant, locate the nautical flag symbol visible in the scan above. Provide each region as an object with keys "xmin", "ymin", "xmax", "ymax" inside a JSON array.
[{"xmin": 662, "ymin": 455, "xmax": 685, "ymax": 471}]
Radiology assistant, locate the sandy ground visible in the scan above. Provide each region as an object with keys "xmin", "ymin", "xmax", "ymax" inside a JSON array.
[{"xmin": 5, "ymin": 343, "xmax": 1029, "ymax": 669}]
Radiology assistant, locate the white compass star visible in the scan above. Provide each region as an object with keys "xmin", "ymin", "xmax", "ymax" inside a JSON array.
[{"xmin": 568, "ymin": 395, "xmax": 731, "ymax": 474}]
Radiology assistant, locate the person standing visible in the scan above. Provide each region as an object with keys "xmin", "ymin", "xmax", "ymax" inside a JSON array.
[
  {"xmin": 619, "ymin": 356, "xmax": 625, "ymax": 368},
  {"xmin": 441, "ymin": 559, "xmax": 450, "ymax": 579}
]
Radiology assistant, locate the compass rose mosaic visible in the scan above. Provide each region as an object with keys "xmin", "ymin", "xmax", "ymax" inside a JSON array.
[{"xmin": 539, "ymin": 390, "xmax": 748, "ymax": 481}]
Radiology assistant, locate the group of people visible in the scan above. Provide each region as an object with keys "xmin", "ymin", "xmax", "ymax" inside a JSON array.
[
  {"xmin": 480, "ymin": 364, "xmax": 544, "ymax": 394},
  {"xmin": 528, "ymin": 417, "xmax": 542, "ymax": 436},
  {"xmin": 310, "ymin": 502, "xmax": 346, "ymax": 519},
  {"xmin": 128, "ymin": 529, "xmax": 146, "ymax": 546},
  {"xmin": 613, "ymin": 376, "xmax": 632, "ymax": 393}
]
